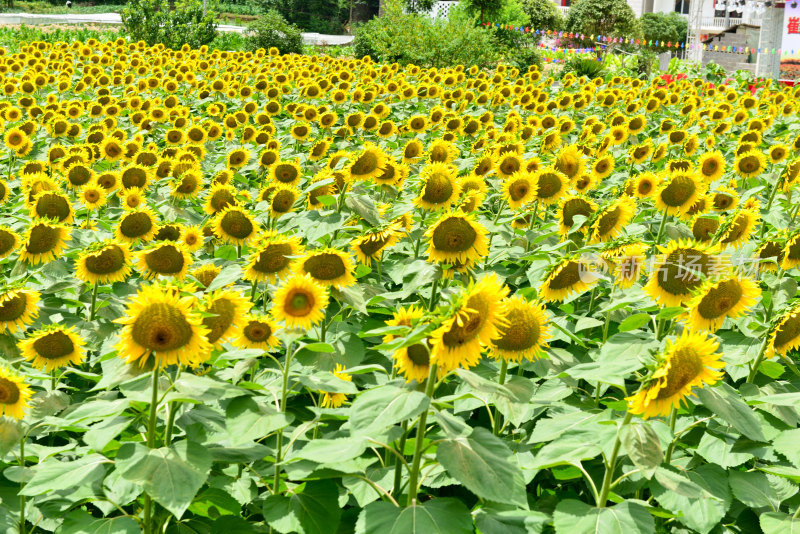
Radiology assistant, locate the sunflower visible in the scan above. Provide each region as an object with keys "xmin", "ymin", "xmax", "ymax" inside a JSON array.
[
  {"xmin": 234, "ymin": 314, "xmax": 280, "ymax": 350},
  {"xmin": 415, "ymin": 163, "xmax": 460, "ymax": 211},
  {"xmin": 81, "ymin": 184, "xmax": 106, "ymax": 210},
  {"xmin": 119, "ymin": 164, "xmax": 151, "ymax": 190},
  {"xmin": 684, "ymin": 273, "xmax": 761, "ymax": 332},
  {"xmin": 755, "ymin": 239, "xmax": 784, "ymax": 272},
  {"xmin": 4, "ymin": 128, "xmax": 29, "ymax": 155},
  {"xmin": 19, "ymin": 325, "xmax": 86, "ymax": 371},
  {"xmin": 204, "ymin": 183, "xmax": 238, "ymax": 215},
  {"xmin": 30, "ymin": 191, "xmax": 73, "ymax": 223},
  {"xmin": 429, "ymin": 273, "xmax": 509, "ymax": 374},
  {"xmin": 350, "ymin": 226, "xmax": 399, "ymax": 265},
  {"xmin": 213, "ymin": 206, "xmax": 259, "ymax": 246},
  {"xmin": 320, "ymin": 364, "xmax": 352, "ymax": 408},
  {"xmin": 769, "ymin": 144, "xmax": 789, "ymax": 164},
  {"xmin": 589, "ymin": 195, "xmax": 636, "ymax": 243},
  {"xmin": 644, "ymin": 240, "xmax": 726, "ymax": 308},
  {"xmin": 627, "ymin": 331, "xmax": 724, "ymax": 419},
  {"xmin": 782, "ymin": 233, "xmax": 800, "ymax": 270},
  {"xmin": 428, "ymin": 139, "xmax": 458, "ymax": 164},
  {"xmin": 115, "ymin": 208, "xmax": 157, "ymax": 244},
  {"xmin": 591, "ymin": 154, "xmax": 615, "ymax": 181},
  {"xmin": 711, "ymin": 187, "xmax": 739, "ymax": 212},
  {"xmin": 270, "ymin": 160, "xmax": 303, "ymax": 187},
  {"xmin": 245, "ymin": 233, "xmax": 304, "ymax": 283},
  {"xmin": 490, "ymin": 296, "xmax": 550, "ymax": 362},
  {"xmin": 539, "ymin": 256, "xmax": 598, "ymax": 302},
  {"xmin": 655, "ymin": 171, "xmax": 705, "ymax": 217},
  {"xmin": 402, "ymin": 139, "xmax": 424, "ymax": 164},
  {"xmin": 602, "ymin": 241, "xmax": 648, "ymax": 289},
  {"xmin": 271, "ymin": 273, "xmax": 329, "ymax": 330},
  {"xmin": 495, "ymin": 153, "xmax": 523, "ymax": 179},
  {"xmin": 719, "ymin": 209, "xmax": 758, "ymax": 249},
  {"xmin": 76, "ymin": 242, "xmax": 132, "ymax": 284},
  {"xmin": 191, "ymin": 264, "xmax": 222, "ymax": 289},
  {"xmin": 735, "ymin": 150, "xmax": 767, "ymax": 178},
  {"xmin": 696, "ymin": 151, "xmax": 725, "ymax": 182},
  {"xmin": 532, "ymin": 168, "xmax": 569, "ymax": 205},
  {"xmin": 227, "ymin": 148, "xmax": 250, "ymax": 169},
  {"xmin": 349, "ymin": 142, "xmax": 387, "ymax": 181},
  {"xmin": 268, "ymin": 185, "xmax": 299, "ymax": 218},
  {"xmin": 200, "ymin": 289, "xmax": 251, "ymax": 347},
  {"xmin": 100, "ymin": 137, "xmax": 125, "ymax": 162},
  {"xmin": 628, "ymin": 140, "xmax": 653, "ymax": 165},
  {"xmin": 767, "ymin": 301, "xmax": 800, "ymax": 357},
  {"xmin": 0, "ymin": 366, "xmax": 32, "ymax": 420},
  {"xmin": 0, "ymin": 289, "xmax": 40, "ymax": 333},
  {"xmin": 172, "ymin": 170, "xmax": 203, "ymax": 200},
  {"xmin": 0, "ymin": 227, "xmax": 20, "ymax": 258},
  {"xmin": 20, "ymin": 220, "xmax": 70, "ymax": 264},
  {"xmin": 136, "ymin": 242, "xmax": 192, "ymax": 280},
  {"xmin": 120, "ymin": 187, "xmax": 145, "ymax": 210},
  {"xmin": 115, "ymin": 282, "xmax": 213, "ymax": 368},
  {"xmin": 384, "ymin": 306, "xmax": 430, "ymax": 383},
  {"xmin": 296, "ymin": 248, "xmax": 356, "ymax": 288},
  {"xmin": 180, "ymin": 225, "xmax": 203, "ymax": 253},
  {"xmin": 558, "ymin": 195, "xmax": 597, "ymax": 236},
  {"xmin": 426, "ymin": 211, "xmax": 489, "ymax": 266},
  {"xmin": 690, "ymin": 215, "xmax": 720, "ymax": 242},
  {"xmin": 502, "ymin": 172, "xmax": 537, "ymax": 210}
]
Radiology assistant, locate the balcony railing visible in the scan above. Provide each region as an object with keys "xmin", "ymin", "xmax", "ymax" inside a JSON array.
[{"xmin": 558, "ymin": 6, "xmax": 569, "ymax": 16}]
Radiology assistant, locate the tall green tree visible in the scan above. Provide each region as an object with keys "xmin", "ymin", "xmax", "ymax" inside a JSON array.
[
  {"xmin": 640, "ymin": 12, "xmax": 687, "ymax": 46},
  {"xmin": 564, "ymin": 0, "xmax": 639, "ymax": 43}
]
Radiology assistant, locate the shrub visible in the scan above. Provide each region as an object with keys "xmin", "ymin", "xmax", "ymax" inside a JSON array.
[
  {"xmin": 563, "ymin": 0, "xmax": 639, "ymax": 47},
  {"xmin": 353, "ymin": 1, "xmax": 498, "ymax": 68},
  {"xmin": 520, "ymin": 0, "xmax": 563, "ymax": 35},
  {"xmin": 121, "ymin": 0, "xmax": 217, "ymax": 49},
  {"xmin": 562, "ymin": 55, "xmax": 605, "ymax": 79},
  {"xmin": 259, "ymin": 0, "xmax": 346, "ymax": 34},
  {"xmin": 246, "ymin": 9, "xmax": 304, "ymax": 54},
  {"xmin": 640, "ymin": 12, "xmax": 688, "ymax": 47}
]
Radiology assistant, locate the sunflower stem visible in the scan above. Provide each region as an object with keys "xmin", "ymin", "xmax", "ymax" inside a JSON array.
[
  {"xmin": 392, "ymin": 420, "xmax": 409, "ymax": 498},
  {"xmin": 492, "ymin": 360, "xmax": 508, "ymax": 436},
  {"xmin": 654, "ymin": 211, "xmax": 668, "ymax": 247},
  {"xmin": 664, "ymin": 407, "xmax": 678, "ymax": 465},
  {"xmin": 406, "ymin": 362, "xmax": 438, "ymax": 506},
  {"xmin": 274, "ymin": 343, "xmax": 294, "ymax": 495},
  {"xmin": 144, "ymin": 365, "xmax": 160, "ymax": 534},
  {"xmin": 597, "ymin": 411, "xmax": 633, "ymax": 508},
  {"xmin": 492, "ymin": 198, "xmax": 506, "ymax": 224},
  {"xmin": 250, "ymin": 280, "xmax": 259, "ymax": 305},
  {"xmin": 746, "ymin": 337, "xmax": 770, "ymax": 383},
  {"xmin": 427, "ymin": 278, "xmax": 439, "ymax": 311},
  {"xmin": 376, "ymin": 258, "xmax": 383, "ymax": 285},
  {"xmin": 164, "ymin": 402, "xmax": 177, "ymax": 446},
  {"xmin": 587, "ymin": 287, "xmax": 597, "ymax": 315},
  {"xmin": 89, "ymin": 281, "xmax": 98, "ymax": 321},
  {"xmin": 19, "ymin": 435, "xmax": 26, "ymax": 534},
  {"xmin": 602, "ymin": 285, "xmax": 616, "ymax": 343}
]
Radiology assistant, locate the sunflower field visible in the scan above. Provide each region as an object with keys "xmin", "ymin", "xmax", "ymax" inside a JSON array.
[{"xmin": 2, "ymin": 36, "xmax": 800, "ymax": 534}]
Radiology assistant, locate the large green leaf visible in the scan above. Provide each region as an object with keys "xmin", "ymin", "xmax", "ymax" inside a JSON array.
[
  {"xmin": 552, "ymin": 500, "xmax": 654, "ymax": 534},
  {"xmin": 760, "ymin": 512, "xmax": 800, "ymax": 534},
  {"xmin": 474, "ymin": 504, "xmax": 549, "ymax": 534},
  {"xmin": 621, "ymin": 422, "xmax": 662, "ymax": 479},
  {"xmin": 436, "ymin": 427, "xmax": 527, "ymax": 507},
  {"xmin": 695, "ymin": 383, "xmax": 766, "ymax": 442},
  {"xmin": 774, "ymin": 429, "xmax": 800, "ymax": 468},
  {"xmin": 57, "ymin": 511, "xmax": 140, "ymax": 534},
  {"xmin": 262, "ymin": 480, "xmax": 341, "ymax": 534},
  {"xmin": 225, "ymin": 396, "xmax": 293, "ymax": 445},
  {"xmin": 651, "ymin": 465, "xmax": 730, "ymax": 534},
  {"xmin": 21, "ymin": 453, "xmax": 110, "ymax": 496},
  {"xmin": 729, "ymin": 470, "xmax": 780, "ymax": 510},
  {"xmin": 349, "ymin": 385, "xmax": 429, "ymax": 435},
  {"xmin": 355, "ymin": 498, "xmax": 472, "ymax": 534},
  {"xmin": 290, "ymin": 437, "xmax": 368, "ymax": 466},
  {"xmin": 115, "ymin": 440, "xmax": 212, "ymax": 519}
]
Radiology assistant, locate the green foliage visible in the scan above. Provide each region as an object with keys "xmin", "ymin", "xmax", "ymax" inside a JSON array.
[
  {"xmin": 121, "ymin": 0, "xmax": 217, "ymax": 49},
  {"xmin": 459, "ymin": 0, "xmax": 510, "ymax": 23},
  {"xmin": 246, "ymin": 9, "xmax": 304, "ymax": 54},
  {"xmin": 562, "ymin": 54, "xmax": 605, "ymax": 78},
  {"xmin": 520, "ymin": 0, "xmax": 563, "ymax": 33},
  {"xmin": 564, "ymin": 0, "xmax": 639, "ymax": 45},
  {"xmin": 260, "ymin": 0, "xmax": 348, "ymax": 33},
  {"xmin": 353, "ymin": 2, "xmax": 498, "ymax": 68},
  {"xmin": 640, "ymin": 12, "xmax": 687, "ymax": 46}
]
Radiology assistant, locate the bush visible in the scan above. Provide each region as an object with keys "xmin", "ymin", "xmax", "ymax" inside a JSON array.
[
  {"xmin": 353, "ymin": 1, "xmax": 498, "ymax": 68},
  {"xmin": 520, "ymin": 0, "xmax": 563, "ymax": 35},
  {"xmin": 505, "ymin": 45, "xmax": 542, "ymax": 72},
  {"xmin": 259, "ymin": 0, "xmax": 347, "ymax": 33},
  {"xmin": 246, "ymin": 9, "xmax": 304, "ymax": 54},
  {"xmin": 640, "ymin": 12, "xmax": 687, "ymax": 47},
  {"xmin": 561, "ymin": 55, "xmax": 605, "ymax": 79},
  {"xmin": 563, "ymin": 0, "xmax": 639, "ymax": 47},
  {"xmin": 121, "ymin": 0, "xmax": 217, "ymax": 49}
]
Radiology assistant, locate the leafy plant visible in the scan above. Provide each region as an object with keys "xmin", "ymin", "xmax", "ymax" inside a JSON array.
[
  {"xmin": 640, "ymin": 11, "xmax": 688, "ymax": 47},
  {"xmin": 564, "ymin": 0, "xmax": 640, "ymax": 47},
  {"xmin": 246, "ymin": 9, "xmax": 304, "ymax": 54},
  {"xmin": 121, "ymin": 0, "xmax": 218, "ymax": 49},
  {"xmin": 520, "ymin": 0, "xmax": 563, "ymax": 35}
]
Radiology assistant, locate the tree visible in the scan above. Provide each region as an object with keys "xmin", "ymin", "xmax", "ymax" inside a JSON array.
[
  {"xmin": 564, "ymin": 0, "xmax": 639, "ymax": 45},
  {"xmin": 520, "ymin": 0, "xmax": 563, "ymax": 33},
  {"xmin": 459, "ymin": 0, "xmax": 508, "ymax": 23},
  {"xmin": 640, "ymin": 12, "xmax": 687, "ymax": 46}
]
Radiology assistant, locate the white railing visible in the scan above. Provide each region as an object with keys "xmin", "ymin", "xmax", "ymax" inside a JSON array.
[
  {"xmin": 558, "ymin": 6, "xmax": 570, "ymax": 16},
  {"xmin": 430, "ymin": 0, "xmax": 458, "ymax": 18}
]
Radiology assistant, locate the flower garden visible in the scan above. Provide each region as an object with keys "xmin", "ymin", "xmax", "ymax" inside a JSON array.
[{"xmin": 1, "ymin": 36, "xmax": 800, "ymax": 534}]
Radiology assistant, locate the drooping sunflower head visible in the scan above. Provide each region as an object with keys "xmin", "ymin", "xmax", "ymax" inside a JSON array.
[
  {"xmin": 21, "ymin": 220, "xmax": 71, "ymax": 265},
  {"xmin": 171, "ymin": 170, "xmax": 203, "ymax": 200},
  {"xmin": 627, "ymin": 330, "xmax": 724, "ymax": 419},
  {"xmin": 655, "ymin": 170, "xmax": 705, "ymax": 217},
  {"xmin": 296, "ymin": 248, "xmax": 356, "ymax": 289},
  {"xmin": 430, "ymin": 273, "xmax": 509, "ymax": 374},
  {"xmin": 270, "ymin": 273, "xmax": 329, "ymax": 331},
  {"xmin": 115, "ymin": 282, "xmax": 213, "ymax": 368},
  {"xmin": 0, "ymin": 366, "xmax": 32, "ymax": 420},
  {"xmin": 427, "ymin": 138, "xmax": 458, "ymax": 164},
  {"xmin": 19, "ymin": 324, "xmax": 86, "ymax": 372},
  {"xmin": 711, "ymin": 186, "xmax": 739, "ymax": 212},
  {"xmin": 539, "ymin": 256, "xmax": 599, "ymax": 303},
  {"xmin": 532, "ymin": 167, "xmax": 569, "ymax": 205},
  {"xmin": 719, "ymin": 209, "xmax": 758, "ymax": 249},
  {"xmin": 191, "ymin": 264, "xmax": 222, "ymax": 290},
  {"xmin": 213, "ymin": 206, "xmax": 259, "ymax": 246},
  {"xmin": 425, "ymin": 211, "xmax": 489, "ymax": 266},
  {"xmin": 30, "ymin": 190, "xmax": 73, "ymax": 223},
  {"xmin": 684, "ymin": 273, "xmax": 761, "ymax": 332},
  {"xmin": 350, "ymin": 226, "xmax": 400, "ymax": 265},
  {"xmin": 589, "ymin": 195, "xmax": 636, "ymax": 243},
  {"xmin": 644, "ymin": 240, "xmax": 726, "ymax": 308},
  {"xmin": 0, "ymin": 288, "xmax": 40, "ymax": 334},
  {"xmin": 767, "ymin": 300, "xmax": 800, "ymax": 357},
  {"xmin": 734, "ymin": 150, "xmax": 767, "ymax": 178},
  {"xmin": 415, "ymin": 162, "xmax": 460, "ymax": 211},
  {"xmin": 349, "ymin": 142, "xmax": 388, "ymax": 181},
  {"xmin": 384, "ymin": 305, "xmax": 430, "ymax": 383},
  {"xmin": 235, "ymin": 314, "xmax": 280, "ymax": 350},
  {"xmin": 76, "ymin": 241, "xmax": 132, "ymax": 284},
  {"xmin": 558, "ymin": 195, "xmax": 597, "ymax": 236},
  {"xmin": 490, "ymin": 295, "xmax": 550, "ymax": 362},
  {"xmin": 135, "ymin": 241, "xmax": 193, "ymax": 280},
  {"xmin": 200, "ymin": 289, "xmax": 251, "ymax": 347},
  {"xmin": 755, "ymin": 239, "xmax": 784, "ymax": 272},
  {"xmin": 115, "ymin": 207, "xmax": 157, "ymax": 244},
  {"xmin": 782, "ymin": 232, "xmax": 800, "ymax": 270}
]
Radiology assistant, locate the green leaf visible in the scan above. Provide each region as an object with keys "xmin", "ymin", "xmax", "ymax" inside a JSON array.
[
  {"xmin": 115, "ymin": 441, "xmax": 212, "ymax": 519},
  {"xmin": 349, "ymin": 385, "xmax": 429, "ymax": 435},
  {"xmin": 695, "ymin": 383, "xmax": 766, "ymax": 442},
  {"xmin": 651, "ymin": 465, "xmax": 730, "ymax": 534},
  {"xmin": 729, "ymin": 470, "xmax": 780, "ymax": 510},
  {"xmin": 754, "ymin": 392, "xmax": 800, "ymax": 406},
  {"xmin": 225, "ymin": 396, "xmax": 293, "ymax": 445},
  {"xmin": 57, "ymin": 511, "xmax": 140, "ymax": 534},
  {"xmin": 0, "ymin": 419, "xmax": 22, "ymax": 456},
  {"xmin": 436, "ymin": 427, "xmax": 527, "ymax": 507},
  {"xmin": 301, "ymin": 342, "xmax": 336, "ymax": 353},
  {"xmin": 345, "ymin": 194, "xmax": 381, "ymax": 226},
  {"xmin": 262, "ymin": 480, "xmax": 341, "ymax": 534},
  {"xmin": 21, "ymin": 453, "xmax": 109, "ymax": 496},
  {"xmin": 474, "ymin": 504, "xmax": 549, "ymax": 534},
  {"xmin": 617, "ymin": 313, "xmax": 652, "ymax": 332},
  {"xmin": 206, "ymin": 264, "xmax": 242, "ymax": 292},
  {"xmin": 531, "ymin": 433, "xmax": 603, "ymax": 469},
  {"xmin": 290, "ymin": 437, "xmax": 368, "ymax": 466},
  {"xmin": 355, "ymin": 498, "xmax": 472, "ymax": 534},
  {"xmin": 562, "ymin": 358, "xmax": 643, "ymax": 389},
  {"xmin": 760, "ymin": 512, "xmax": 800, "ymax": 534},
  {"xmin": 621, "ymin": 422, "xmax": 663, "ymax": 479},
  {"xmin": 552, "ymin": 500, "xmax": 654, "ymax": 534}
]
